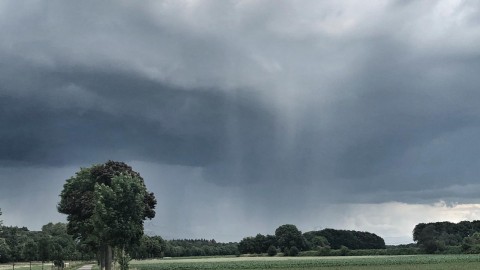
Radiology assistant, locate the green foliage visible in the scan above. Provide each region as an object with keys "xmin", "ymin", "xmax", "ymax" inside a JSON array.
[
  {"xmin": 311, "ymin": 236, "xmax": 329, "ymax": 248},
  {"xmin": 93, "ymin": 174, "xmax": 147, "ymax": 248},
  {"xmin": 157, "ymin": 239, "xmax": 238, "ymax": 258},
  {"xmin": 130, "ymin": 235, "xmax": 166, "ymax": 259},
  {"xmin": 238, "ymin": 234, "xmax": 276, "ymax": 255},
  {"xmin": 0, "ymin": 222, "xmax": 91, "ymax": 263},
  {"xmin": 275, "ymin": 224, "xmax": 306, "ymax": 252},
  {"xmin": 413, "ymin": 220, "xmax": 480, "ymax": 252},
  {"xmin": 22, "ymin": 239, "xmax": 38, "ymax": 261},
  {"xmin": 462, "ymin": 232, "xmax": 480, "ymax": 253},
  {"xmin": 289, "ymin": 246, "xmax": 299, "ymax": 256},
  {"xmin": 318, "ymin": 246, "xmax": 331, "ymax": 256},
  {"xmin": 116, "ymin": 248, "xmax": 131, "ymax": 270},
  {"xmin": 0, "ymin": 238, "xmax": 11, "ymax": 263},
  {"xmin": 58, "ymin": 161, "xmax": 157, "ymax": 268},
  {"xmin": 267, "ymin": 245, "xmax": 277, "ymax": 256},
  {"xmin": 414, "ymin": 223, "xmax": 449, "ymax": 253},
  {"xmin": 304, "ymin": 229, "xmax": 385, "ymax": 250},
  {"xmin": 238, "ymin": 237, "xmax": 255, "ymax": 254},
  {"xmin": 2, "ymin": 226, "xmax": 28, "ymax": 262},
  {"xmin": 340, "ymin": 245, "xmax": 350, "ymax": 256}
]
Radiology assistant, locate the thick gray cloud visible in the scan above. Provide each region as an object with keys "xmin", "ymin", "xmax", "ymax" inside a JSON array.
[{"xmin": 1, "ymin": 0, "xmax": 480, "ymax": 243}]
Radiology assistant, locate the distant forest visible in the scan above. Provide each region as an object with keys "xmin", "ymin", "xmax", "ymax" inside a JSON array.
[
  {"xmin": 414, "ymin": 220, "xmax": 480, "ymax": 254},
  {"xmin": 237, "ymin": 224, "xmax": 385, "ymax": 256},
  {"xmin": 2, "ymin": 212, "xmax": 480, "ymax": 264}
]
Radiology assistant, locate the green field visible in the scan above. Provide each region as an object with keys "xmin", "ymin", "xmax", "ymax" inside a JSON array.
[{"xmin": 130, "ymin": 255, "xmax": 480, "ymax": 270}]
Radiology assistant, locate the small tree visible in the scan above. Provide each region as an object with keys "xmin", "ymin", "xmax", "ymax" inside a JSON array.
[
  {"xmin": 318, "ymin": 246, "xmax": 331, "ymax": 256},
  {"xmin": 289, "ymin": 246, "xmax": 299, "ymax": 256},
  {"xmin": 462, "ymin": 232, "xmax": 480, "ymax": 253},
  {"xmin": 115, "ymin": 247, "xmax": 131, "ymax": 270},
  {"xmin": 23, "ymin": 239, "xmax": 38, "ymax": 270},
  {"xmin": 267, "ymin": 245, "xmax": 277, "ymax": 256},
  {"xmin": 312, "ymin": 236, "xmax": 330, "ymax": 248},
  {"xmin": 0, "ymin": 238, "xmax": 11, "ymax": 263}
]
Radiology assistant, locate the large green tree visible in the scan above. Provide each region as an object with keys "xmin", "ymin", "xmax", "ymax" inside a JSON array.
[
  {"xmin": 58, "ymin": 161, "xmax": 157, "ymax": 270},
  {"xmin": 275, "ymin": 224, "xmax": 306, "ymax": 252}
]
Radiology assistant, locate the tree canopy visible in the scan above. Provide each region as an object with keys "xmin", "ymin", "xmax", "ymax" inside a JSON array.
[
  {"xmin": 0, "ymin": 222, "xmax": 85, "ymax": 264},
  {"xmin": 275, "ymin": 224, "xmax": 306, "ymax": 252},
  {"xmin": 413, "ymin": 221, "xmax": 480, "ymax": 253},
  {"xmin": 304, "ymin": 229, "xmax": 385, "ymax": 250},
  {"xmin": 58, "ymin": 161, "xmax": 157, "ymax": 270}
]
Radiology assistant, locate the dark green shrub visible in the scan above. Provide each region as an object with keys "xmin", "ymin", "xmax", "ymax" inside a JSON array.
[
  {"xmin": 318, "ymin": 246, "xmax": 331, "ymax": 256},
  {"xmin": 289, "ymin": 246, "xmax": 299, "ymax": 256},
  {"xmin": 340, "ymin": 245, "xmax": 350, "ymax": 256},
  {"xmin": 298, "ymin": 250, "xmax": 318, "ymax": 256},
  {"xmin": 267, "ymin": 245, "xmax": 277, "ymax": 256}
]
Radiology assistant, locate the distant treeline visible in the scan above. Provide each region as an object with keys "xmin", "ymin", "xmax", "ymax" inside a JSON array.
[
  {"xmin": 413, "ymin": 220, "xmax": 480, "ymax": 253},
  {"xmin": 0, "ymin": 223, "xmax": 95, "ymax": 263},
  {"xmin": 131, "ymin": 237, "xmax": 238, "ymax": 258},
  {"xmin": 0, "ymin": 222, "xmax": 387, "ymax": 262},
  {"xmin": 6, "ymin": 218, "xmax": 480, "ymax": 262},
  {"xmin": 304, "ymin": 228, "xmax": 386, "ymax": 249},
  {"xmin": 238, "ymin": 224, "xmax": 386, "ymax": 256},
  {"xmin": 0, "ymin": 223, "xmax": 238, "ymax": 263}
]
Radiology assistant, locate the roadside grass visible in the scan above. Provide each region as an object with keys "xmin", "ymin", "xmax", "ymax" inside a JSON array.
[{"xmin": 0, "ymin": 262, "xmax": 89, "ymax": 270}]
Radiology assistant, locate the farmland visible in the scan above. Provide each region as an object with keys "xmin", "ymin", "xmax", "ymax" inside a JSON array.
[{"xmin": 129, "ymin": 255, "xmax": 480, "ymax": 270}]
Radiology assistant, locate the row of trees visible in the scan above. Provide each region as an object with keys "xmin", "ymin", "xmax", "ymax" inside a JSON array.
[
  {"xmin": 413, "ymin": 221, "xmax": 480, "ymax": 253},
  {"xmin": 162, "ymin": 239, "xmax": 238, "ymax": 257},
  {"xmin": 304, "ymin": 229, "xmax": 386, "ymax": 250},
  {"xmin": 0, "ymin": 219, "xmax": 237, "ymax": 264},
  {"xmin": 238, "ymin": 224, "xmax": 386, "ymax": 256},
  {"xmin": 0, "ymin": 222, "xmax": 95, "ymax": 264},
  {"xmin": 130, "ymin": 236, "xmax": 238, "ymax": 258}
]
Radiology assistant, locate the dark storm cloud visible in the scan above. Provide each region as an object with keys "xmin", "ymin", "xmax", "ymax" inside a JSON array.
[
  {"xmin": 2, "ymin": 0, "xmax": 480, "ymax": 240},
  {"xmin": 0, "ymin": 58, "xmax": 278, "ymax": 167}
]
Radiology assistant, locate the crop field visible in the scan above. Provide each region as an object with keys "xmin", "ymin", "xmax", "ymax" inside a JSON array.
[{"xmin": 130, "ymin": 255, "xmax": 480, "ymax": 270}]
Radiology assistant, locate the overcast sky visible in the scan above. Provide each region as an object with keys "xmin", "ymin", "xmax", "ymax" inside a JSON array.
[{"xmin": 1, "ymin": 0, "xmax": 480, "ymax": 244}]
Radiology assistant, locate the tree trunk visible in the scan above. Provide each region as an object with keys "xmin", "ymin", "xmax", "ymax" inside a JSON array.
[
  {"xmin": 30, "ymin": 261, "xmax": 32, "ymax": 270},
  {"xmin": 105, "ymin": 246, "xmax": 113, "ymax": 270},
  {"xmin": 98, "ymin": 248, "xmax": 105, "ymax": 270}
]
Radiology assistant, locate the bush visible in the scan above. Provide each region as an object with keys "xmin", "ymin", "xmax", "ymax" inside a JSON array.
[
  {"xmin": 385, "ymin": 248, "xmax": 420, "ymax": 255},
  {"xmin": 318, "ymin": 246, "xmax": 331, "ymax": 256},
  {"xmin": 267, "ymin": 245, "xmax": 277, "ymax": 256},
  {"xmin": 298, "ymin": 250, "xmax": 318, "ymax": 256},
  {"xmin": 116, "ymin": 249, "xmax": 131, "ymax": 270},
  {"xmin": 340, "ymin": 246, "xmax": 350, "ymax": 256},
  {"xmin": 289, "ymin": 246, "xmax": 299, "ymax": 256}
]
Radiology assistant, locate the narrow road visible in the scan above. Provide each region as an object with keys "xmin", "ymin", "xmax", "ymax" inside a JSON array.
[{"xmin": 77, "ymin": 265, "xmax": 95, "ymax": 270}]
